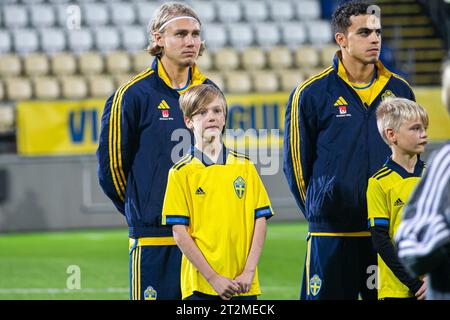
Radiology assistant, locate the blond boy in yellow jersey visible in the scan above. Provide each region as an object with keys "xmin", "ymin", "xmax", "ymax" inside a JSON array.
[
  {"xmin": 367, "ymin": 97, "xmax": 429, "ymax": 299},
  {"xmin": 162, "ymin": 84, "xmax": 274, "ymax": 300}
]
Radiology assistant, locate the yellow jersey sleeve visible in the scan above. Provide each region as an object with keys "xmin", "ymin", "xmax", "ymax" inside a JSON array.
[
  {"xmin": 162, "ymin": 167, "xmax": 190, "ymax": 226},
  {"xmin": 250, "ymin": 164, "xmax": 274, "ymax": 220},
  {"xmin": 367, "ymin": 177, "xmax": 389, "ymax": 228}
]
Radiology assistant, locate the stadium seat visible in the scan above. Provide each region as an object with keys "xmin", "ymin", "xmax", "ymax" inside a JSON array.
[
  {"xmin": 278, "ymin": 69, "xmax": 306, "ymax": 92},
  {"xmin": 295, "ymin": 0, "xmax": 321, "ymax": 21},
  {"xmin": 3, "ymin": 5, "xmax": 28, "ymax": 29},
  {"xmin": 131, "ymin": 50, "xmax": 151, "ymax": 72},
  {"xmin": 12, "ymin": 29, "xmax": 39, "ymax": 54},
  {"xmin": 29, "ymin": 4, "xmax": 56, "ymax": 28},
  {"xmin": 135, "ymin": 2, "xmax": 160, "ymax": 26},
  {"xmin": 303, "ymin": 67, "xmax": 327, "ymax": 78},
  {"xmin": 120, "ymin": 26, "xmax": 147, "ymax": 52},
  {"xmin": 241, "ymin": 47, "xmax": 266, "ymax": 70},
  {"xmin": 105, "ymin": 51, "xmax": 131, "ymax": 75},
  {"xmin": 294, "ymin": 46, "xmax": 320, "ymax": 68},
  {"xmin": 24, "ymin": 53, "xmax": 49, "ymax": 77},
  {"xmin": 202, "ymin": 24, "xmax": 228, "ymax": 52},
  {"xmin": 51, "ymin": 52, "xmax": 77, "ymax": 76},
  {"xmin": 0, "ymin": 31, "xmax": 12, "ymax": 53},
  {"xmin": 0, "ymin": 81, "xmax": 4, "ymax": 102},
  {"xmin": 280, "ymin": 22, "xmax": 307, "ymax": 48},
  {"xmin": 224, "ymin": 71, "xmax": 252, "ymax": 93},
  {"xmin": 268, "ymin": 1, "xmax": 294, "ymax": 22},
  {"xmin": 190, "ymin": 0, "xmax": 216, "ymax": 23},
  {"xmin": 216, "ymin": 1, "xmax": 242, "ymax": 23},
  {"xmin": 267, "ymin": 46, "xmax": 294, "ymax": 70},
  {"xmin": 60, "ymin": 76, "xmax": 88, "ymax": 100},
  {"xmin": 55, "ymin": 4, "xmax": 80, "ymax": 28},
  {"xmin": 0, "ymin": 105, "xmax": 14, "ymax": 133},
  {"xmin": 252, "ymin": 71, "xmax": 279, "ymax": 92},
  {"xmin": 33, "ymin": 76, "xmax": 60, "ymax": 100},
  {"xmin": 40, "ymin": 28, "xmax": 66, "ymax": 53},
  {"xmin": 228, "ymin": 24, "xmax": 254, "ymax": 50},
  {"xmin": 206, "ymin": 72, "xmax": 225, "ymax": 92},
  {"xmin": 307, "ymin": 20, "xmax": 333, "ymax": 45},
  {"xmin": 321, "ymin": 44, "xmax": 339, "ymax": 67},
  {"xmin": 109, "ymin": 2, "xmax": 136, "ymax": 26},
  {"xmin": 113, "ymin": 73, "xmax": 133, "ymax": 87},
  {"xmin": 88, "ymin": 75, "xmax": 115, "ymax": 98},
  {"xmin": 0, "ymin": 54, "xmax": 22, "ymax": 77},
  {"xmin": 78, "ymin": 51, "xmax": 104, "ymax": 75},
  {"xmin": 5, "ymin": 78, "xmax": 33, "ymax": 101},
  {"xmin": 253, "ymin": 23, "xmax": 281, "ymax": 49},
  {"xmin": 242, "ymin": 1, "xmax": 268, "ymax": 22},
  {"xmin": 214, "ymin": 48, "xmax": 240, "ymax": 71},
  {"xmin": 82, "ymin": 3, "xmax": 109, "ymax": 26},
  {"xmin": 197, "ymin": 50, "xmax": 214, "ymax": 71},
  {"xmin": 94, "ymin": 27, "xmax": 121, "ymax": 53},
  {"xmin": 67, "ymin": 29, "xmax": 94, "ymax": 53}
]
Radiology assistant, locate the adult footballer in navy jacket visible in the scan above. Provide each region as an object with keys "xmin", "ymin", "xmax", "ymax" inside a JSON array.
[
  {"xmin": 97, "ymin": 2, "xmax": 217, "ymax": 300},
  {"xmin": 283, "ymin": 1, "xmax": 416, "ymax": 300}
]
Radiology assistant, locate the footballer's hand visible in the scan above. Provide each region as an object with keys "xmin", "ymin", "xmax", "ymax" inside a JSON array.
[
  {"xmin": 415, "ymin": 281, "xmax": 426, "ymax": 300},
  {"xmin": 209, "ymin": 274, "xmax": 240, "ymax": 300},
  {"xmin": 234, "ymin": 270, "xmax": 255, "ymax": 293}
]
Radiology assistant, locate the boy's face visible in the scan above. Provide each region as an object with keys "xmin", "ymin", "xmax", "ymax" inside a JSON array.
[
  {"xmin": 336, "ymin": 14, "xmax": 381, "ymax": 65},
  {"xmin": 156, "ymin": 18, "xmax": 201, "ymax": 67},
  {"xmin": 185, "ymin": 96, "xmax": 226, "ymax": 143},
  {"xmin": 391, "ymin": 118, "xmax": 428, "ymax": 156}
]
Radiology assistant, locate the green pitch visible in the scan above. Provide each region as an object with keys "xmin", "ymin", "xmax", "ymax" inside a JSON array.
[{"xmin": 0, "ymin": 221, "xmax": 307, "ymax": 300}]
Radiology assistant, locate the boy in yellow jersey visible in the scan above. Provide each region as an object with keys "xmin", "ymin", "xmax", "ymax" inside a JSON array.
[
  {"xmin": 367, "ymin": 97, "xmax": 428, "ymax": 300},
  {"xmin": 162, "ymin": 84, "xmax": 274, "ymax": 300}
]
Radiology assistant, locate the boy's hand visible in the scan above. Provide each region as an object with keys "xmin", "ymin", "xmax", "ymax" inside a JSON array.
[
  {"xmin": 234, "ymin": 269, "xmax": 255, "ymax": 293},
  {"xmin": 415, "ymin": 280, "xmax": 427, "ymax": 300},
  {"xmin": 208, "ymin": 274, "xmax": 240, "ymax": 300}
]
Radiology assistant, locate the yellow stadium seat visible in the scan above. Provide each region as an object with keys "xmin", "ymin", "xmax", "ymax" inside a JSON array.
[
  {"xmin": 0, "ymin": 81, "xmax": 4, "ymax": 101},
  {"xmin": 214, "ymin": 48, "xmax": 240, "ymax": 71},
  {"xmin": 88, "ymin": 75, "xmax": 115, "ymax": 98},
  {"xmin": 24, "ymin": 53, "xmax": 50, "ymax": 77},
  {"xmin": 51, "ymin": 53, "xmax": 77, "ymax": 76},
  {"xmin": 241, "ymin": 47, "xmax": 266, "ymax": 71},
  {"xmin": 197, "ymin": 50, "xmax": 213, "ymax": 71},
  {"xmin": 131, "ymin": 50, "xmax": 151, "ymax": 73},
  {"xmin": 0, "ymin": 54, "xmax": 21, "ymax": 77},
  {"xmin": 33, "ymin": 76, "xmax": 60, "ymax": 99},
  {"xmin": 252, "ymin": 71, "xmax": 279, "ymax": 92},
  {"xmin": 278, "ymin": 69, "xmax": 306, "ymax": 92},
  {"xmin": 5, "ymin": 78, "xmax": 33, "ymax": 101},
  {"xmin": 294, "ymin": 46, "xmax": 320, "ymax": 68},
  {"xmin": 78, "ymin": 51, "xmax": 104, "ymax": 75},
  {"xmin": 321, "ymin": 44, "xmax": 339, "ymax": 67},
  {"xmin": 105, "ymin": 51, "xmax": 131, "ymax": 75},
  {"xmin": 303, "ymin": 67, "xmax": 327, "ymax": 78},
  {"xmin": 267, "ymin": 46, "xmax": 293, "ymax": 70},
  {"xmin": 60, "ymin": 76, "xmax": 88, "ymax": 100},
  {"xmin": 113, "ymin": 74, "xmax": 133, "ymax": 87},
  {"xmin": 224, "ymin": 71, "xmax": 252, "ymax": 93}
]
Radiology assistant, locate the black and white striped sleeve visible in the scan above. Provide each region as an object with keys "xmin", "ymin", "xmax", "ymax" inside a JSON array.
[{"xmin": 395, "ymin": 143, "xmax": 450, "ymax": 277}]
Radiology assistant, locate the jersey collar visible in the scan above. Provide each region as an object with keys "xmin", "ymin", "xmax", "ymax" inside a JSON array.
[
  {"xmin": 385, "ymin": 156, "xmax": 425, "ymax": 179},
  {"xmin": 190, "ymin": 144, "xmax": 228, "ymax": 166},
  {"xmin": 153, "ymin": 58, "xmax": 207, "ymax": 94}
]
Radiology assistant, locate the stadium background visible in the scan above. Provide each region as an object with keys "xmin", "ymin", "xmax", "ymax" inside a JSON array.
[{"xmin": 0, "ymin": 0, "xmax": 449, "ymax": 299}]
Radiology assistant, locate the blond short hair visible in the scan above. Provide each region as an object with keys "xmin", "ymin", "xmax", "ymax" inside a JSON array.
[
  {"xmin": 376, "ymin": 97, "xmax": 429, "ymax": 145},
  {"xmin": 179, "ymin": 84, "xmax": 227, "ymax": 120},
  {"xmin": 147, "ymin": 2, "xmax": 205, "ymax": 57}
]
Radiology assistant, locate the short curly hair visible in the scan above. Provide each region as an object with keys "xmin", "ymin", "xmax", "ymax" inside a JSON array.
[{"xmin": 331, "ymin": 1, "xmax": 373, "ymax": 35}]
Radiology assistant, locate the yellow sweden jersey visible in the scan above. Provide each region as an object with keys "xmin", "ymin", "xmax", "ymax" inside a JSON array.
[
  {"xmin": 367, "ymin": 157, "xmax": 425, "ymax": 299},
  {"xmin": 162, "ymin": 146, "xmax": 274, "ymax": 299}
]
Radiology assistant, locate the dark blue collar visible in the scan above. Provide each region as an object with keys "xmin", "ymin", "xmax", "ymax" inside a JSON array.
[
  {"xmin": 385, "ymin": 156, "xmax": 425, "ymax": 179},
  {"xmin": 190, "ymin": 144, "xmax": 228, "ymax": 166}
]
